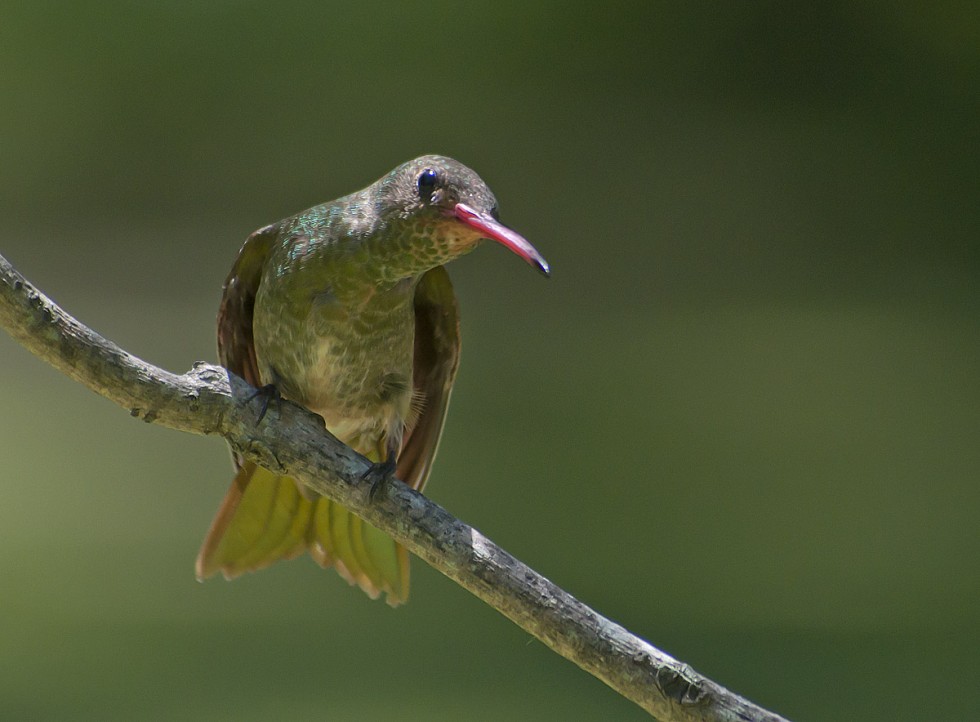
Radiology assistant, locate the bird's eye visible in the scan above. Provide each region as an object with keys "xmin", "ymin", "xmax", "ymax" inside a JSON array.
[{"xmin": 417, "ymin": 168, "xmax": 439, "ymax": 202}]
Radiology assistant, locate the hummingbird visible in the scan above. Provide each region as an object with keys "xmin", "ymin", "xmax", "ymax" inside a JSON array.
[{"xmin": 196, "ymin": 155, "xmax": 550, "ymax": 605}]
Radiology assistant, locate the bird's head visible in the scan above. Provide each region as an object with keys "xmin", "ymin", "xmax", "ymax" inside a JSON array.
[{"xmin": 373, "ymin": 155, "xmax": 550, "ymax": 277}]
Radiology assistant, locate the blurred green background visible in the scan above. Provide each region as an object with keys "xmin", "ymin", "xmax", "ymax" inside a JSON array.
[{"xmin": 1, "ymin": 2, "xmax": 977, "ymax": 720}]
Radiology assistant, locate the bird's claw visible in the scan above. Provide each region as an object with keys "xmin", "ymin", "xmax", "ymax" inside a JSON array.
[
  {"xmin": 245, "ymin": 384, "xmax": 282, "ymax": 425},
  {"xmin": 363, "ymin": 458, "xmax": 397, "ymax": 502}
]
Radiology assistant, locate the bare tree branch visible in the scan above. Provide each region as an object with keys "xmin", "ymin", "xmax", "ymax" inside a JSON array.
[{"xmin": 0, "ymin": 250, "xmax": 790, "ymax": 722}]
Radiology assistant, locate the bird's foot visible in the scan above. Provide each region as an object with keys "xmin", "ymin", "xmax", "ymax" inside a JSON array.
[
  {"xmin": 363, "ymin": 458, "xmax": 397, "ymax": 502},
  {"xmin": 245, "ymin": 384, "xmax": 282, "ymax": 425}
]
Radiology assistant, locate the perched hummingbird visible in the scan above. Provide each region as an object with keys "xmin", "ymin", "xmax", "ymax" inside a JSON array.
[{"xmin": 196, "ymin": 155, "xmax": 549, "ymax": 605}]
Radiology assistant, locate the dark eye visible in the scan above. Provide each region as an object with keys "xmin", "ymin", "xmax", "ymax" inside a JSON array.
[{"xmin": 417, "ymin": 168, "xmax": 438, "ymax": 202}]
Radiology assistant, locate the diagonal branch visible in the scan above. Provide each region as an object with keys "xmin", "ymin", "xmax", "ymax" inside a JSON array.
[{"xmin": 0, "ymin": 250, "xmax": 790, "ymax": 722}]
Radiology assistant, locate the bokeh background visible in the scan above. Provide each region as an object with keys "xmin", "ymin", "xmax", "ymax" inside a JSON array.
[{"xmin": 1, "ymin": 2, "xmax": 977, "ymax": 720}]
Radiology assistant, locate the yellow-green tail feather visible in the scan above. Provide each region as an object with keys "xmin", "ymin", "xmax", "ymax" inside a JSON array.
[{"xmin": 196, "ymin": 463, "xmax": 409, "ymax": 605}]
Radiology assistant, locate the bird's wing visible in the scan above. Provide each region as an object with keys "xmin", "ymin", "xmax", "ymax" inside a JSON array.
[
  {"xmin": 397, "ymin": 266, "xmax": 461, "ymax": 492},
  {"xmin": 216, "ymin": 222, "xmax": 280, "ymax": 465},
  {"xmin": 217, "ymin": 221, "xmax": 280, "ymax": 388}
]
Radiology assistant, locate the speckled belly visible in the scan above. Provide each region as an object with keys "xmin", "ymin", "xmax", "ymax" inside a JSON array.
[{"xmin": 251, "ymin": 281, "xmax": 416, "ymax": 457}]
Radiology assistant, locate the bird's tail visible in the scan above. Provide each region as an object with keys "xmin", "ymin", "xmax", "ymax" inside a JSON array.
[{"xmin": 195, "ymin": 461, "xmax": 409, "ymax": 606}]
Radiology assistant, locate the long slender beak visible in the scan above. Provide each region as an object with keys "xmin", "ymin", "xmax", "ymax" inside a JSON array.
[{"xmin": 454, "ymin": 203, "xmax": 551, "ymax": 277}]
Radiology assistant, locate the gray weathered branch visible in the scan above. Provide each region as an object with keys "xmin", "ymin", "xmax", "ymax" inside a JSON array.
[{"xmin": 0, "ymin": 250, "xmax": 789, "ymax": 722}]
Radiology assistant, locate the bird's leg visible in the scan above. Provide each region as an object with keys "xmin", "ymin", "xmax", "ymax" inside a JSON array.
[
  {"xmin": 364, "ymin": 436, "xmax": 400, "ymax": 502},
  {"xmin": 245, "ymin": 383, "xmax": 282, "ymax": 425},
  {"xmin": 363, "ymin": 458, "xmax": 397, "ymax": 502}
]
